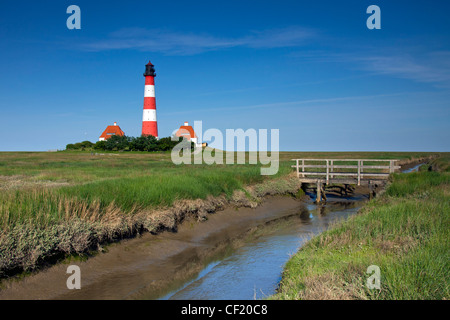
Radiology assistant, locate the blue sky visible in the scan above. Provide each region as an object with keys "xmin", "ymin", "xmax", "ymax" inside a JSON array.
[{"xmin": 0, "ymin": 0, "xmax": 449, "ymax": 151}]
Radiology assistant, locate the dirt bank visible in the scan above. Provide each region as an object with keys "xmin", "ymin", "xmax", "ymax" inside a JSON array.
[
  {"xmin": 0, "ymin": 174, "xmax": 302, "ymax": 280},
  {"xmin": 0, "ymin": 195, "xmax": 307, "ymax": 300}
]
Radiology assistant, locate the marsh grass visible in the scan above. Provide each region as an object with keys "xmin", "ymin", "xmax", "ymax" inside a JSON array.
[
  {"xmin": 0, "ymin": 150, "xmax": 444, "ymax": 278},
  {"xmin": 0, "ymin": 151, "xmax": 301, "ymax": 276},
  {"xmin": 272, "ymin": 161, "xmax": 450, "ymax": 300}
]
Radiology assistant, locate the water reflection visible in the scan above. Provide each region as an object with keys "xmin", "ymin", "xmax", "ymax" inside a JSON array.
[
  {"xmin": 299, "ymin": 207, "xmax": 311, "ymax": 222},
  {"xmin": 160, "ymin": 201, "xmax": 362, "ymax": 300},
  {"xmin": 161, "ymin": 163, "xmax": 424, "ymax": 300}
]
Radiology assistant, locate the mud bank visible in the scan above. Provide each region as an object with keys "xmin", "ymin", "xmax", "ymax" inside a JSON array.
[
  {"xmin": 0, "ymin": 175, "xmax": 301, "ymax": 278},
  {"xmin": 0, "ymin": 195, "xmax": 308, "ymax": 300}
]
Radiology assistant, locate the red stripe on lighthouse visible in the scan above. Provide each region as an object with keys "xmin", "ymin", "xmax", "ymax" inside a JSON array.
[
  {"xmin": 142, "ymin": 61, "xmax": 158, "ymax": 138},
  {"xmin": 145, "ymin": 76, "xmax": 154, "ymax": 85},
  {"xmin": 144, "ymin": 97, "xmax": 156, "ymax": 109}
]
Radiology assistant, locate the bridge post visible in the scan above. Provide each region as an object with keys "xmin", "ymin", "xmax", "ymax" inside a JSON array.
[
  {"xmin": 368, "ymin": 180, "xmax": 378, "ymax": 200},
  {"xmin": 357, "ymin": 160, "xmax": 361, "ymax": 186},
  {"xmin": 330, "ymin": 160, "xmax": 334, "ymax": 179},
  {"xmin": 302, "ymin": 159, "xmax": 305, "ymax": 177},
  {"xmin": 321, "ymin": 184, "xmax": 327, "ymax": 201},
  {"xmin": 315, "ymin": 180, "xmax": 321, "ymax": 204}
]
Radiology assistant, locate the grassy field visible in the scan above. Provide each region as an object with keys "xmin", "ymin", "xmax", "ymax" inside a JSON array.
[
  {"xmin": 0, "ymin": 150, "xmax": 442, "ymax": 277},
  {"xmin": 272, "ymin": 156, "xmax": 449, "ymax": 300}
]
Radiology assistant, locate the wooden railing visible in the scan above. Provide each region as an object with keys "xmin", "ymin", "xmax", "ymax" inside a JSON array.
[{"xmin": 291, "ymin": 159, "xmax": 401, "ymax": 185}]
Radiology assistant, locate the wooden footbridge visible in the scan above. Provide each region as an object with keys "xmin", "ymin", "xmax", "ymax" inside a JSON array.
[{"xmin": 292, "ymin": 159, "xmax": 401, "ymax": 203}]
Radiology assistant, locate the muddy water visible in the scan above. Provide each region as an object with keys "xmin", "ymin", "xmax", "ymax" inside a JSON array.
[
  {"xmin": 402, "ymin": 163, "xmax": 425, "ymax": 173},
  {"xmin": 0, "ymin": 195, "xmax": 364, "ymax": 300},
  {"xmin": 162, "ymin": 201, "xmax": 361, "ymax": 300}
]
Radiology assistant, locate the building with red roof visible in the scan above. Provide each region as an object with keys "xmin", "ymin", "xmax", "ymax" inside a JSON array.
[
  {"xmin": 175, "ymin": 121, "xmax": 205, "ymax": 148},
  {"xmin": 99, "ymin": 122, "xmax": 125, "ymax": 141},
  {"xmin": 176, "ymin": 121, "xmax": 197, "ymax": 140}
]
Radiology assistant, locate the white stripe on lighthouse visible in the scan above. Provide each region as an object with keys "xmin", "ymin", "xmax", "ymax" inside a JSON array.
[
  {"xmin": 144, "ymin": 85, "xmax": 155, "ymax": 97},
  {"xmin": 142, "ymin": 109, "xmax": 157, "ymax": 122}
]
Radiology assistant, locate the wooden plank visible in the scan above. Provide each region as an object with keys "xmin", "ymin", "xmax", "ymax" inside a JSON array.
[
  {"xmin": 361, "ymin": 173, "xmax": 390, "ymax": 177},
  {"xmin": 301, "ymin": 172, "xmax": 360, "ymax": 176},
  {"xmin": 302, "ymin": 177, "xmax": 387, "ymax": 182},
  {"xmin": 299, "ymin": 178, "xmax": 388, "ymax": 185},
  {"xmin": 299, "ymin": 178, "xmax": 326, "ymax": 183},
  {"xmin": 362, "ymin": 165, "xmax": 401, "ymax": 170},
  {"xmin": 302, "ymin": 159, "xmax": 305, "ymax": 177},
  {"xmin": 295, "ymin": 171, "xmax": 391, "ymax": 177},
  {"xmin": 316, "ymin": 180, "xmax": 321, "ymax": 203},
  {"xmin": 321, "ymin": 185, "xmax": 327, "ymax": 201},
  {"xmin": 292, "ymin": 159, "xmax": 400, "ymax": 162},
  {"xmin": 330, "ymin": 160, "xmax": 334, "ymax": 179},
  {"xmin": 292, "ymin": 159, "xmax": 401, "ymax": 161},
  {"xmin": 290, "ymin": 165, "xmax": 401, "ymax": 170},
  {"xmin": 357, "ymin": 160, "xmax": 361, "ymax": 186}
]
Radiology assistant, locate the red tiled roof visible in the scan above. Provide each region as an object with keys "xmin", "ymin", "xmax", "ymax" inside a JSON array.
[
  {"xmin": 99, "ymin": 124, "xmax": 125, "ymax": 140},
  {"xmin": 175, "ymin": 126, "xmax": 197, "ymax": 140}
]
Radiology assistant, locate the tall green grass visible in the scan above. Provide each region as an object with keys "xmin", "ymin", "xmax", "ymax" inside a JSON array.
[
  {"xmin": 385, "ymin": 171, "xmax": 449, "ymax": 197},
  {"xmin": 429, "ymin": 154, "xmax": 450, "ymax": 172},
  {"xmin": 0, "ymin": 151, "xmax": 298, "ymax": 276},
  {"xmin": 58, "ymin": 166, "xmax": 265, "ymax": 212},
  {"xmin": 0, "ymin": 151, "xmax": 440, "ymax": 231},
  {"xmin": 0, "ymin": 165, "xmax": 272, "ymax": 229}
]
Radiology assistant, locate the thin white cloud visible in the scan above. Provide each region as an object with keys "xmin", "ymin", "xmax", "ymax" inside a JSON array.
[
  {"xmin": 289, "ymin": 48, "xmax": 450, "ymax": 88},
  {"xmin": 161, "ymin": 91, "xmax": 416, "ymax": 116},
  {"xmin": 358, "ymin": 51, "xmax": 450, "ymax": 88},
  {"xmin": 78, "ymin": 26, "xmax": 315, "ymax": 55}
]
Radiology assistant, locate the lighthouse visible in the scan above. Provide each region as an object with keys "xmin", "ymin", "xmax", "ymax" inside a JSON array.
[{"xmin": 142, "ymin": 61, "xmax": 158, "ymax": 138}]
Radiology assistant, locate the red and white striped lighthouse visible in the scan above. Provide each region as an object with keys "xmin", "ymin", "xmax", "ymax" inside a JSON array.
[{"xmin": 141, "ymin": 61, "xmax": 158, "ymax": 138}]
